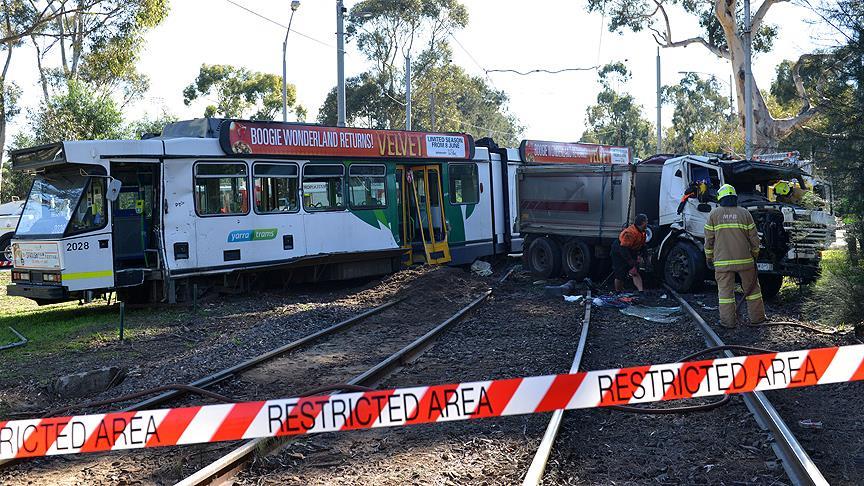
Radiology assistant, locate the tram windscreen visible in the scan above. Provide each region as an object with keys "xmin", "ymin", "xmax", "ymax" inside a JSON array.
[{"xmin": 16, "ymin": 170, "xmax": 105, "ymax": 237}]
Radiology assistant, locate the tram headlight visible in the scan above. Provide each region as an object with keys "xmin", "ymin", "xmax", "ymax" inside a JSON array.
[
  {"xmin": 12, "ymin": 270, "xmax": 30, "ymax": 281},
  {"xmin": 41, "ymin": 272, "xmax": 62, "ymax": 283}
]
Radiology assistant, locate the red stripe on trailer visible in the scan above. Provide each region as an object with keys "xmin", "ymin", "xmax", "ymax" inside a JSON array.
[
  {"xmin": 340, "ymin": 390, "xmax": 394, "ymax": 431},
  {"xmin": 78, "ymin": 411, "xmax": 137, "ymax": 453},
  {"xmin": 471, "ymin": 378, "xmax": 523, "ymax": 419},
  {"xmin": 791, "ymin": 348, "xmax": 838, "ymax": 388},
  {"xmin": 599, "ymin": 366, "xmax": 651, "ymax": 406},
  {"xmin": 209, "ymin": 402, "xmax": 264, "ymax": 443},
  {"xmin": 15, "ymin": 417, "xmax": 70, "ymax": 458},
  {"xmin": 534, "ymin": 373, "xmax": 586, "ymax": 412},
  {"xmin": 149, "ymin": 407, "xmax": 201, "ymax": 446}
]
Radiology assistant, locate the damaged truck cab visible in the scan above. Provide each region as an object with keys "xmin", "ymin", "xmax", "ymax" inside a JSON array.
[{"xmin": 658, "ymin": 155, "xmax": 835, "ymax": 297}]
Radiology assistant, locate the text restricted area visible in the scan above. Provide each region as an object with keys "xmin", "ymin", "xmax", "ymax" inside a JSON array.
[{"xmin": 2, "ymin": 345, "xmax": 863, "ymax": 460}]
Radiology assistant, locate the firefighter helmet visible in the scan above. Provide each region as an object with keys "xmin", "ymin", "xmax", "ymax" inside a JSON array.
[
  {"xmin": 774, "ymin": 181, "xmax": 791, "ymax": 196},
  {"xmin": 717, "ymin": 184, "xmax": 737, "ymax": 201}
]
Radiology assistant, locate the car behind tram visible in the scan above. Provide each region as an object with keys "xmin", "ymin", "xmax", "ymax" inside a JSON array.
[{"xmin": 7, "ymin": 119, "xmax": 523, "ymax": 304}]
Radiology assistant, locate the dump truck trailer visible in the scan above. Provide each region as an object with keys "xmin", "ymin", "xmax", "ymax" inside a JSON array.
[{"xmin": 517, "ymin": 142, "xmax": 836, "ymax": 298}]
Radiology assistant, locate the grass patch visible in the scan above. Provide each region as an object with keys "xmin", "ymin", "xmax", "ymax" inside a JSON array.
[
  {"xmin": 803, "ymin": 250, "xmax": 864, "ymax": 328},
  {"xmin": 0, "ymin": 272, "xmax": 192, "ymax": 366}
]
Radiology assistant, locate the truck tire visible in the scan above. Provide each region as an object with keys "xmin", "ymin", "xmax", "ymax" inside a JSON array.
[
  {"xmin": 527, "ymin": 237, "xmax": 562, "ymax": 279},
  {"xmin": 758, "ymin": 274, "xmax": 783, "ymax": 300},
  {"xmin": 663, "ymin": 241, "xmax": 706, "ymax": 293},
  {"xmin": 562, "ymin": 238, "xmax": 592, "ymax": 280},
  {"xmin": 0, "ymin": 234, "xmax": 12, "ymax": 263}
]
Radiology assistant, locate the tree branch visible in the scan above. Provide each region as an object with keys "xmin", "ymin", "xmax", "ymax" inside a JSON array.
[
  {"xmin": 665, "ymin": 36, "xmax": 730, "ymax": 59},
  {"xmin": 751, "ymin": 0, "xmax": 788, "ymax": 35}
]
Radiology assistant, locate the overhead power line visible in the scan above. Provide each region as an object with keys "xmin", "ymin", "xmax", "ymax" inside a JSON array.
[
  {"xmin": 485, "ymin": 66, "xmax": 599, "ymax": 76},
  {"xmin": 224, "ymin": 0, "xmax": 335, "ymax": 49}
]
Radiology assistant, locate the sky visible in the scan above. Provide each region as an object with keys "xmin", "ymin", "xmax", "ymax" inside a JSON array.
[{"xmin": 5, "ymin": 0, "xmax": 837, "ymax": 145}]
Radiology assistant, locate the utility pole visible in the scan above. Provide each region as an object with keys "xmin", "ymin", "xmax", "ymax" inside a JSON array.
[
  {"xmin": 405, "ymin": 54, "xmax": 412, "ymax": 130},
  {"xmin": 336, "ymin": 0, "xmax": 347, "ymax": 127},
  {"xmin": 656, "ymin": 47, "xmax": 662, "ymax": 153},
  {"xmin": 743, "ymin": 0, "xmax": 753, "ymax": 158},
  {"xmin": 282, "ymin": 1, "xmax": 300, "ymax": 122}
]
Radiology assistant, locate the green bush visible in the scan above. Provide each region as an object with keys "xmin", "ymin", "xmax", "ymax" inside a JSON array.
[{"xmin": 805, "ymin": 250, "xmax": 864, "ymax": 328}]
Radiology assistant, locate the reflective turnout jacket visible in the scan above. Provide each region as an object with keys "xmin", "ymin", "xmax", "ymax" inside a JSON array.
[{"xmin": 704, "ymin": 206, "xmax": 761, "ymax": 272}]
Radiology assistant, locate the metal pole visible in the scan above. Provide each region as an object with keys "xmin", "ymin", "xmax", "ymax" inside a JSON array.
[
  {"xmin": 118, "ymin": 302, "xmax": 125, "ymax": 341},
  {"xmin": 282, "ymin": 15, "xmax": 293, "ymax": 122},
  {"xmin": 336, "ymin": 0, "xmax": 347, "ymax": 127},
  {"xmin": 656, "ymin": 47, "xmax": 662, "ymax": 153},
  {"xmin": 729, "ymin": 74, "xmax": 734, "ymax": 119},
  {"xmin": 430, "ymin": 83, "xmax": 436, "ymax": 131},
  {"xmin": 405, "ymin": 54, "xmax": 412, "ymax": 130},
  {"xmin": 744, "ymin": 0, "xmax": 753, "ymax": 158}
]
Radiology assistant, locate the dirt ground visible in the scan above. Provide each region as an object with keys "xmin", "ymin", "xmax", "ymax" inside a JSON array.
[
  {"xmin": 543, "ymin": 291, "xmax": 784, "ymax": 485},
  {"xmin": 0, "ymin": 266, "xmax": 494, "ymax": 485},
  {"xmin": 2, "ymin": 266, "xmax": 858, "ymax": 485},
  {"xmin": 684, "ymin": 285, "xmax": 864, "ymax": 485},
  {"xmin": 235, "ymin": 268, "xmax": 584, "ymax": 485}
]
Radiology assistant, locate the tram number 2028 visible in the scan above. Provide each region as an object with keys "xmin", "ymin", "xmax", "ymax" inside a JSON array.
[{"xmin": 67, "ymin": 241, "xmax": 90, "ymax": 251}]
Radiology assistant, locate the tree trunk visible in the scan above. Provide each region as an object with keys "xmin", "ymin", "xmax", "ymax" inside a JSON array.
[{"xmin": 714, "ymin": 0, "xmax": 819, "ymax": 154}]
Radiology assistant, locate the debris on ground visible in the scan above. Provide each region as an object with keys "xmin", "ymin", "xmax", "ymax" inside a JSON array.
[
  {"xmin": 52, "ymin": 366, "xmax": 127, "ymax": 399},
  {"xmin": 620, "ymin": 305, "xmax": 682, "ymax": 323},
  {"xmin": 592, "ymin": 294, "xmax": 636, "ymax": 308},
  {"xmin": 470, "ymin": 260, "xmax": 493, "ymax": 277},
  {"xmin": 798, "ymin": 419, "xmax": 824, "ymax": 430},
  {"xmin": 544, "ymin": 280, "xmax": 578, "ymax": 297},
  {"xmin": 563, "ymin": 295, "xmax": 584, "ymax": 303},
  {"xmin": 0, "ymin": 327, "xmax": 28, "ymax": 351}
]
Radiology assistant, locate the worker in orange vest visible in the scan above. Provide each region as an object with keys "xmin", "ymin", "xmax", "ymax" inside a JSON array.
[{"xmin": 611, "ymin": 214, "xmax": 648, "ymax": 292}]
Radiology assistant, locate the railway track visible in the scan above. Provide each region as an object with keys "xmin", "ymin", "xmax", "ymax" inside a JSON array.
[
  {"xmin": 522, "ymin": 286, "xmax": 829, "ymax": 486},
  {"xmin": 174, "ymin": 290, "xmax": 492, "ymax": 485},
  {"xmin": 0, "ymin": 270, "xmax": 492, "ymax": 485}
]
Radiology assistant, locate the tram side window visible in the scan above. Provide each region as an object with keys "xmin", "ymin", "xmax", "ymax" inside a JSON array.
[
  {"xmin": 68, "ymin": 178, "xmax": 107, "ymax": 234},
  {"xmin": 303, "ymin": 164, "xmax": 344, "ymax": 211},
  {"xmin": 349, "ymin": 165, "xmax": 387, "ymax": 209},
  {"xmin": 449, "ymin": 163, "xmax": 479, "ymax": 204},
  {"xmin": 194, "ymin": 163, "xmax": 249, "ymax": 216},
  {"xmin": 254, "ymin": 163, "xmax": 299, "ymax": 213}
]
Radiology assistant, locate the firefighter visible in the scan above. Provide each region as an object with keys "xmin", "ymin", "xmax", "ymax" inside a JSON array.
[
  {"xmin": 704, "ymin": 184, "xmax": 767, "ymax": 328},
  {"xmin": 612, "ymin": 213, "xmax": 648, "ymax": 292},
  {"xmin": 774, "ymin": 180, "xmax": 807, "ymax": 205}
]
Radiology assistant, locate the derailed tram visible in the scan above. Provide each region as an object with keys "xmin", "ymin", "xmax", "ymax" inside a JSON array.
[{"xmin": 7, "ymin": 119, "xmax": 523, "ymax": 304}]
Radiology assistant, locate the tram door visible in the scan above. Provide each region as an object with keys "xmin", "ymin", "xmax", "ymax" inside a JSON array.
[{"xmin": 396, "ymin": 165, "xmax": 451, "ymax": 264}]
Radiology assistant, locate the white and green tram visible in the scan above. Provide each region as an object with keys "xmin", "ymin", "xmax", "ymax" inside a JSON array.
[{"xmin": 7, "ymin": 119, "xmax": 523, "ymax": 304}]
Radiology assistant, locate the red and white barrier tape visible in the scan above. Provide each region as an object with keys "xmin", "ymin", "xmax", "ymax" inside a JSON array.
[
  {"xmin": 2, "ymin": 344, "xmax": 863, "ymax": 460},
  {"xmin": 0, "ymin": 261, "xmax": 11, "ymax": 267}
]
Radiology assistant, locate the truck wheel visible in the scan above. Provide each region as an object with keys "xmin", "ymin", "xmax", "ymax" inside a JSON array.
[
  {"xmin": 663, "ymin": 241, "xmax": 706, "ymax": 293},
  {"xmin": 527, "ymin": 237, "xmax": 562, "ymax": 279},
  {"xmin": 758, "ymin": 274, "xmax": 783, "ymax": 300},
  {"xmin": 0, "ymin": 234, "xmax": 12, "ymax": 263},
  {"xmin": 562, "ymin": 239, "xmax": 592, "ymax": 280}
]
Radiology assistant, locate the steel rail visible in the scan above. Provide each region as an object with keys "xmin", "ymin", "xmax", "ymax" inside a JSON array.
[
  {"xmin": 122, "ymin": 298, "xmax": 403, "ymax": 412},
  {"xmin": 665, "ymin": 285, "xmax": 828, "ymax": 486},
  {"xmin": 175, "ymin": 289, "xmax": 492, "ymax": 486},
  {"xmin": 521, "ymin": 291, "xmax": 592, "ymax": 486}
]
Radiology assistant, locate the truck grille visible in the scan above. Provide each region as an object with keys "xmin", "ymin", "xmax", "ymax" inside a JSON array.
[{"xmin": 785, "ymin": 221, "xmax": 835, "ymax": 249}]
